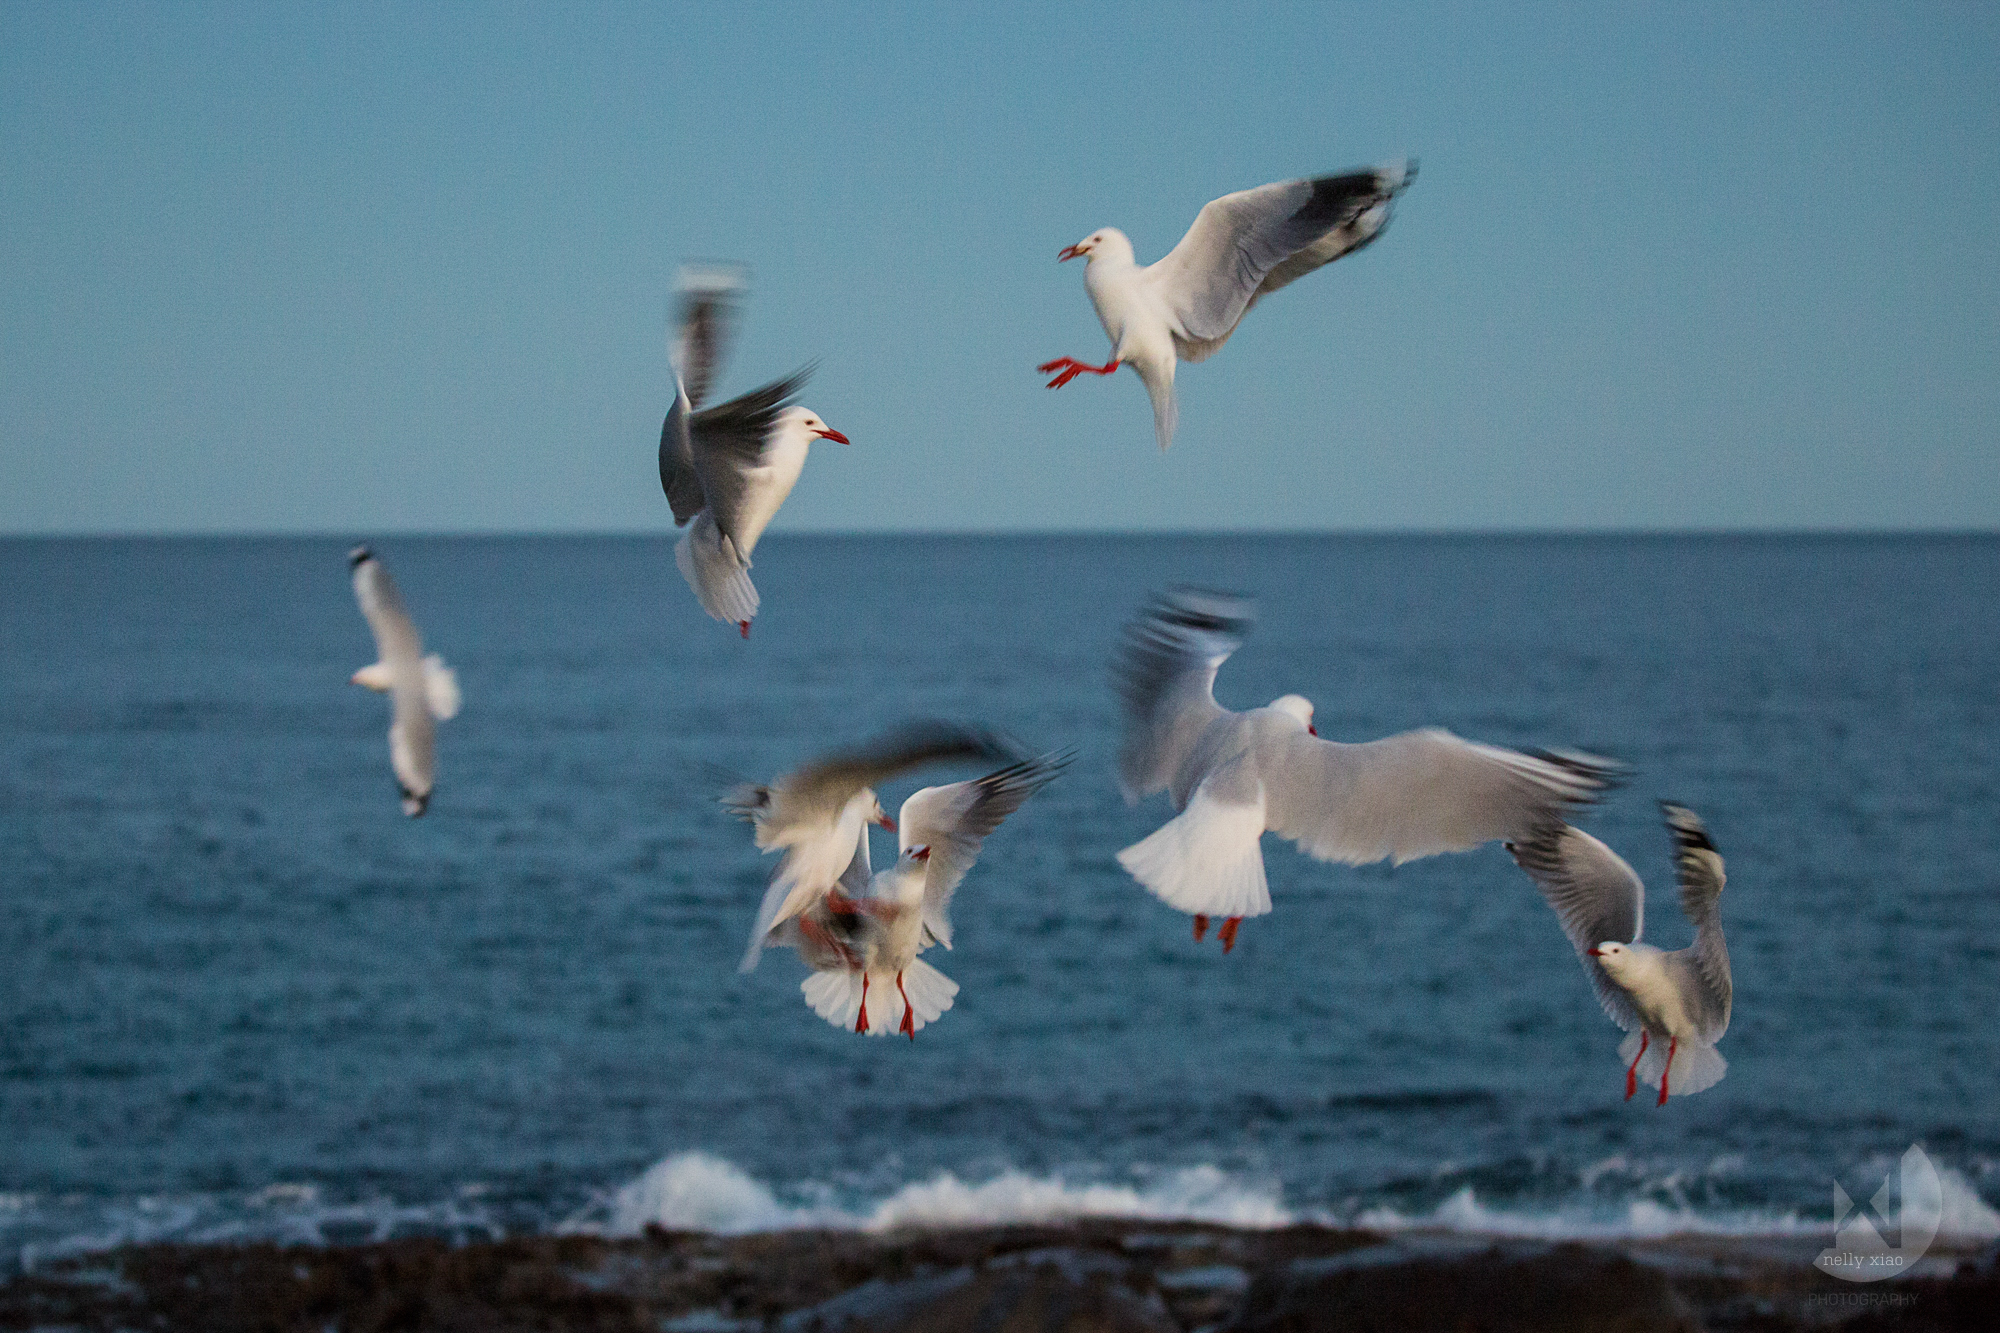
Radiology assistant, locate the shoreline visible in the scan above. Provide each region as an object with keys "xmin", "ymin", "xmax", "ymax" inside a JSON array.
[{"xmin": 4, "ymin": 1220, "xmax": 1993, "ymax": 1331}]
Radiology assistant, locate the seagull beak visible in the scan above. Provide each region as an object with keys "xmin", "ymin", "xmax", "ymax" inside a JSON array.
[
  {"xmin": 814, "ymin": 427, "xmax": 850, "ymax": 445},
  {"xmin": 1057, "ymin": 244, "xmax": 1083, "ymax": 262},
  {"xmin": 1586, "ymin": 948, "xmax": 1604, "ymax": 957},
  {"xmin": 876, "ymin": 815, "xmax": 896, "ymax": 832},
  {"xmin": 1308, "ymin": 725, "xmax": 1318, "ymax": 737}
]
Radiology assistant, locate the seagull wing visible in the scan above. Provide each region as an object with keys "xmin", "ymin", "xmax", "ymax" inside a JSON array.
[
  {"xmin": 1507, "ymin": 822, "xmax": 1646, "ymax": 1030},
  {"xmin": 671, "ymin": 264, "xmax": 746, "ymax": 412},
  {"xmin": 688, "ymin": 368, "xmax": 812, "ymax": 551},
  {"xmin": 352, "ymin": 556, "xmax": 424, "ymax": 668},
  {"xmin": 1143, "ymin": 164, "xmax": 1413, "ymax": 360},
  {"xmin": 899, "ymin": 752, "xmax": 1068, "ymax": 950},
  {"xmin": 1663, "ymin": 803, "xmax": 1732, "ymax": 1038},
  {"xmin": 1260, "ymin": 728, "xmax": 1619, "ymax": 866},
  {"xmin": 775, "ymin": 721, "xmax": 1025, "ymax": 831},
  {"xmin": 1112, "ymin": 588, "xmax": 1253, "ymax": 801}
]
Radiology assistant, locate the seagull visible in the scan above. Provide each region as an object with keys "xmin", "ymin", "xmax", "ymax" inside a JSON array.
[
  {"xmin": 348, "ymin": 546, "xmax": 460, "ymax": 817},
  {"xmin": 1112, "ymin": 588, "xmax": 1618, "ymax": 951},
  {"xmin": 1041, "ymin": 161, "xmax": 1415, "ymax": 449},
  {"xmin": 728, "ymin": 722, "xmax": 1023, "ymax": 973},
  {"xmin": 1507, "ymin": 804, "xmax": 1733, "ymax": 1105},
  {"xmin": 656, "ymin": 266, "xmax": 848, "ymax": 637},
  {"xmin": 768, "ymin": 754, "xmax": 1068, "ymax": 1039}
]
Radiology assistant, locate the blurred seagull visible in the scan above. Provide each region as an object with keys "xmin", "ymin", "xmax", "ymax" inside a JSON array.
[
  {"xmin": 729, "ymin": 722, "xmax": 1024, "ymax": 973},
  {"xmin": 1113, "ymin": 588, "xmax": 1617, "ymax": 951},
  {"xmin": 1041, "ymin": 161, "xmax": 1414, "ymax": 449},
  {"xmin": 770, "ymin": 754, "xmax": 1067, "ymax": 1039},
  {"xmin": 657, "ymin": 265, "xmax": 848, "ymax": 637},
  {"xmin": 348, "ymin": 547, "xmax": 460, "ymax": 816},
  {"xmin": 1507, "ymin": 804, "xmax": 1733, "ymax": 1105}
]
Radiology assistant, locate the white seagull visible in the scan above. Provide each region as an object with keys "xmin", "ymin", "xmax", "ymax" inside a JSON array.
[
  {"xmin": 1113, "ymin": 589, "xmax": 1618, "ymax": 951},
  {"xmin": 767, "ymin": 754, "xmax": 1067, "ymax": 1039},
  {"xmin": 348, "ymin": 546, "xmax": 461, "ymax": 816},
  {"xmin": 657, "ymin": 266, "xmax": 848, "ymax": 637},
  {"xmin": 1041, "ymin": 161, "xmax": 1415, "ymax": 449},
  {"xmin": 728, "ymin": 722, "xmax": 1022, "ymax": 973},
  {"xmin": 1507, "ymin": 804, "xmax": 1733, "ymax": 1105}
]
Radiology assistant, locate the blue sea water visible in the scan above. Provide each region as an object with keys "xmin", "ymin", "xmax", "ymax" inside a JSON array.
[{"xmin": 2, "ymin": 534, "xmax": 1998, "ymax": 1265}]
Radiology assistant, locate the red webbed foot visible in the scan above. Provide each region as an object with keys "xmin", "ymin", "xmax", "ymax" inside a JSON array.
[
  {"xmin": 1037, "ymin": 356, "xmax": 1119, "ymax": 389},
  {"xmin": 1657, "ymin": 1036, "xmax": 1676, "ymax": 1106},
  {"xmin": 1192, "ymin": 914, "xmax": 1209, "ymax": 942},
  {"xmin": 897, "ymin": 972, "xmax": 915, "ymax": 1041},
  {"xmin": 855, "ymin": 974, "xmax": 870, "ymax": 1034},
  {"xmin": 738, "ymin": 621, "xmax": 751, "ymax": 639},
  {"xmin": 1217, "ymin": 917, "xmax": 1242, "ymax": 953}
]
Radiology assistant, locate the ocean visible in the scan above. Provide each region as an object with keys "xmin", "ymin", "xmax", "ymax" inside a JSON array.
[{"xmin": 2, "ymin": 534, "xmax": 1997, "ymax": 1269}]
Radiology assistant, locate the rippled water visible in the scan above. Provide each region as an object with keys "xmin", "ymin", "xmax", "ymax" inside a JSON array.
[{"xmin": 3, "ymin": 534, "xmax": 1997, "ymax": 1264}]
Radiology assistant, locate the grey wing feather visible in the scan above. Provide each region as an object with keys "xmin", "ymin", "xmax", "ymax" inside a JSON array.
[
  {"xmin": 902, "ymin": 752, "xmax": 1069, "ymax": 950},
  {"xmin": 1663, "ymin": 802, "xmax": 1732, "ymax": 1037},
  {"xmin": 353, "ymin": 557, "xmax": 423, "ymax": 664},
  {"xmin": 776, "ymin": 721, "xmax": 1025, "ymax": 827},
  {"xmin": 1148, "ymin": 164, "xmax": 1415, "ymax": 354},
  {"xmin": 670, "ymin": 264, "xmax": 746, "ymax": 412},
  {"xmin": 1112, "ymin": 588, "xmax": 1253, "ymax": 801},
  {"xmin": 1261, "ymin": 729, "xmax": 1620, "ymax": 867},
  {"xmin": 689, "ymin": 367, "xmax": 813, "ymax": 549},
  {"xmin": 659, "ymin": 389, "xmax": 705, "ymax": 525},
  {"xmin": 1507, "ymin": 823, "xmax": 1646, "ymax": 1030}
]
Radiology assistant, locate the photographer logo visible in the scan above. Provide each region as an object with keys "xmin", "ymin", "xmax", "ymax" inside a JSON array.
[{"xmin": 1814, "ymin": 1144, "xmax": 1941, "ymax": 1283}]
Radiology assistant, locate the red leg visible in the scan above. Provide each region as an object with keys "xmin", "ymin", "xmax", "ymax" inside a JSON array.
[
  {"xmin": 1625, "ymin": 1031, "xmax": 1649, "ymax": 1101},
  {"xmin": 897, "ymin": 972, "xmax": 915, "ymax": 1041},
  {"xmin": 1658, "ymin": 1036, "xmax": 1676, "ymax": 1106},
  {"xmin": 855, "ymin": 974, "xmax": 870, "ymax": 1034},
  {"xmin": 1192, "ymin": 914, "xmax": 1209, "ymax": 942},
  {"xmin": 738, "ymin": 621, "xmax": 751, "ymax": 639},
  {"xmin": 1037, "ymin": 356, "xmax": 1121, "ymax": 389},
  {"xmin": 1218, "ymin": 917, "xmax": 1242, "ymax": 953}
]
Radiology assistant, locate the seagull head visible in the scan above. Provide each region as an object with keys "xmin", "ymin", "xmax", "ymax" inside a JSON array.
[
  {"xmin": 1270, "ymin": 693, "xmax": 1318, "ymax": 737},
  {"xmin": 904, "ymin": 844, "xmax": 932, "ymax": 863},
  {"xmin": 1058, "ymin": 228, "xmax": 1132, "ymax": 265},
  {"xmin": 868, "ymin": 795, "xmax": 896, "ymax": 833},
  {"xmin": 1586, "ymin": 941, "xmax": 1633, "ymax": 975},
  {"xmin": 780, "ymin": 405, "xmax": 849, "ymax": 446}
]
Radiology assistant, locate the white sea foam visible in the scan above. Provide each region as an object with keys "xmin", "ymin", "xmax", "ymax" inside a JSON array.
[{"xmin": 587, "ymin": 1153, "xmax": 1294, "ymax": 1237}]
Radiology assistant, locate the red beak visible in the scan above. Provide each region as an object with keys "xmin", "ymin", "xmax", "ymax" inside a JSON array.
[
  {"xmin": 876, "ymin": 815, "xmax": 896, "ymax": 832},
  {"xmin": 814, "ymin": 428, "xmax": 850, "ymax": 445},
  {"xmin": 1586, "ymin": 948, "xmax": 1604, "ymax": 957},
  {"xmin": 1308, "ymin": 725, "xmax": 1318, "ymax": 737},
  {"xmin": 1057, "ymin": 244, "xmax": 1083, "ymax": 262}
]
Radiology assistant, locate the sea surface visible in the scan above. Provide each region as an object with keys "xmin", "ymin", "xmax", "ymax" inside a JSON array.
[{"xmin": 3, "ymin": 534, "xmax": 1998, "ymax": 1269}]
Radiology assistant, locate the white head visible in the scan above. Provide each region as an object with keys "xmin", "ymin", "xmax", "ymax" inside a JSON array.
[
  {"xmin": 1269, "ymin": 693, "xmax": 1318, "ymax": 737},
  {"xmin": 1057, "ymin": 228, "xmax": 1134, "ymax": 265},
  {"xmin": 778, "ymin": 405, "xmax": 849, "ymax": 446},
  {"xmin": 1586, "ymin": 941, "xmax": 1634, "ymax": 977}
]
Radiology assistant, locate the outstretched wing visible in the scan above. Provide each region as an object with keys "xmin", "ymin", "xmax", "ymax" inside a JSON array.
[
  {"xmin": 775, "ymin": 721, "xmax": 1025, "ymax": 829},
  {"xmin": 1507, "ymin": 822, "xmax": 1646, "ymax": 1030},
  {"xmin": 898, "ymin": 752, "xmax": 1069, "ymax": 949},
  {"xmin": 1261, "ymin": 728, "xmax": 1619, "ymax": 866},
  {"xmin": 1144, "ymin": 163, "xmax": 1414, "ymax": 359},
  {"xmin": 688, "ymin": 368, "xmax": 812, "ymax": 549},
  {"xmin": 351, "ymin": 553, "xmax": 424, "ymax": 668},
  {"xmin": 1663, "ymin": 802, "xmax": 1731, "ymax": 1037},
  {"xmin": 671, "ymin": 264, "xmax": 747, "ymax": 412},
  {"xmin": 659, "ymin": 390, "xmax": 705, "ymax": 526},
  {"xmin": 1112, "ymin": 587, "xmax": 1253, "ymax": 801}
]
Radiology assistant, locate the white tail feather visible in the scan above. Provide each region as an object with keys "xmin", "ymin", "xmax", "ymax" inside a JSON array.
[
  {"xmin": 422, "ymin": 655, "xmax": 461, "ymax": 720},
  {"xmin": 800, "ymin": 959, "xmax": 958, "ymax": 1038},
  {"xmin": 675, "ymin": 515, "xmax": 760, "ymax": 626},
  {"xmin": 1620, "ymin": 1029, "xmax": 1727, "ymax": 1098},
  {"xmin": 1117, "ymin": 785, "xmax": 1271, "ymax": 919}
]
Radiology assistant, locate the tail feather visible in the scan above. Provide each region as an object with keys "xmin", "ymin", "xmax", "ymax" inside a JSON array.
[
  {"xmin": 800, "ymin": 960, "xmax": 958, "ymax": 1038},
  {"xmin": 896, "ymin": 958, "xmax": 958, "ymax": 1033},
  {"xmin": 675, "ymin": 515, "xmax": 760, "ymax": 626},
  {"xmin": 801, "ymin": 969, "xmax": 866, "ymax": 1031},
  {"xmin": 1619, "ymin": 1029, "xmax": 1727, "ymax": 1098},
  {"xmin": 1138, "ymin": 362, "xmax": 1178, "ymax": 451},
  {"xmin": 1117, "ymin": 783, "xmax": 1271, "ymax": 919}
]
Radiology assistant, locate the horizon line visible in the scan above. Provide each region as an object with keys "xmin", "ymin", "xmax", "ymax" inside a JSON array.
[{"xmin": 3, "ymin": 526, "xmax": 1998, "ymax": 541}]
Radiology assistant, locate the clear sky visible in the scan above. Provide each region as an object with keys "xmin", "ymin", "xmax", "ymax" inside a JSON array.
[{"xmin": 3, "ymin": 1, "xmax": 1996, "ymax": 534}]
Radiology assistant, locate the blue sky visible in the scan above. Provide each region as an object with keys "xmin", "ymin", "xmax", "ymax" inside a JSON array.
[{"xmin": 3, "ymin": 1, "xmax": 1996, "ymax": 533}]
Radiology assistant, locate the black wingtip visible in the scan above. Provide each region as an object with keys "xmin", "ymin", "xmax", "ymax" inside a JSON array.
[
  {"xmin": 1152, "ymin": 585, "xmax": 1256, "ymax": 637},
  {"xmin": 1660, "ymin": 802, "xmax": 1716, "ymax": 851},
  {"xmin": 348, "ymin": 545, "xmax": 373, "ymax": 569}
]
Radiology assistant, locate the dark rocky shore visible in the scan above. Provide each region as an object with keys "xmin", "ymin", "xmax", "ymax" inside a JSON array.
[{"xmin": 4, "ymin": 1221, "xmax": 1994, "ymax": 1332}]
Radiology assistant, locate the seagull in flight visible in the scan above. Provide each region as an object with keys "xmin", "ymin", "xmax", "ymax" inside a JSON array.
[{"xmin": 348, "ymin": 546, "xmax": 460, "ymax": 816}]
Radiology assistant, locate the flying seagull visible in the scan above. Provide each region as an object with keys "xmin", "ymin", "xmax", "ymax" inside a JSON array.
[
  {"xmin": 657, "ymin": 266, "xmax": 848, "ymax": 637},
  {"xmin": 1112, "ymin": 588, "xmax": 1617, "ymax": 951},
  {"xmin": 1507, "ymin": 803, "xmax": 1734, "ymax": 1104},
  {"xmin": 1041, "ymin": 162, "xmax": 1414, "ymax": 449},
  {"xmin": 348, "ymin": 546, "xmax": 460, "ymax": 816}
]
